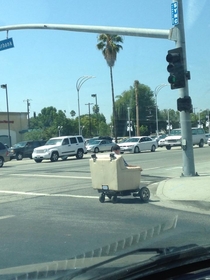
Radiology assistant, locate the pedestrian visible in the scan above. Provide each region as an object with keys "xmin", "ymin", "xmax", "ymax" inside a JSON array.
[{"xmin": 112, "ymin": 144, "xmax": 142, "ymax": 171}]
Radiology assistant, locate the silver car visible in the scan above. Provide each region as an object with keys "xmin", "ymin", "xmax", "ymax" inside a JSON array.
[
  {"xmin": 86, "ymin": 139, "xmax": 115, "ymax": 153},
  {"xmin": 118, "ymin": 136, "xmax": 157, "ymax": 153},
  {"xmin": 0, "ymin": 142, "xmax": 10, "ymax": 167}
]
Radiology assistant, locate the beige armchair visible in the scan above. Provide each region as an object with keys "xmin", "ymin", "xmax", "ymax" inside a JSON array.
[{"xmin": 89, "ymin": 154, "xmax": 141, "ymax": 192}]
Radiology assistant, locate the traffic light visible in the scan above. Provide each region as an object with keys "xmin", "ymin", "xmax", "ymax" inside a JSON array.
[
  {"xmin": 177, "ymin": 96, "xmax": 192, "ymax": 112},
  {"xmin": 166, "ymin": 47, "xmax": 185, "ymax": 90}
]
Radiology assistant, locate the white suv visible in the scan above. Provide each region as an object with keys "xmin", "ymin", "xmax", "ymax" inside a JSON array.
[
  {"xmin": 164, "ymin": 127, "xmax": 205, "ymax": 150},
  {"xmin": 32, "ymin": 135, "xmax": 87, "ymax": 163}
]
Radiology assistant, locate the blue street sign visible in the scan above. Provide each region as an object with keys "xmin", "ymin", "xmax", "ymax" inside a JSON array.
[
  {"xmin": 171, "ymin": 1, "xmax": 179, "ymax": 26},
  {"xmin": 0, "ymin": 38, "xmax": 14, "ymax": 51}
]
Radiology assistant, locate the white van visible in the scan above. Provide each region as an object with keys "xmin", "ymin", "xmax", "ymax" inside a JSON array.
[
  {"xmin": 32, "ymin": 135, "xmax": 87, "ymax": 163},
  {"xmin": 164, "ymin": 127, "xmax": 205, "ymax": 150}
]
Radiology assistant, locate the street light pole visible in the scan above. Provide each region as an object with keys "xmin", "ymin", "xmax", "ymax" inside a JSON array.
[
  {"xmin": 85, "ymin": 103, "xmax": 93, "ymax": 137},
  {"xmin": 154, "ymin": 84, "xmax": 168, "ymax": 137},
  {"xmin": 1, "ymin": 84, "xmax": 11, "ymax": 147},
  {"xmin": 91, "ymin": 93, "xmax": 99, "ymax": 135},
  {"xmin": 76, "ymin": 76, "xmax": 95, "ymax": 135},
  {"xmin": 127, "ymin": 107, "xmax": 131, "ymax": 138}
]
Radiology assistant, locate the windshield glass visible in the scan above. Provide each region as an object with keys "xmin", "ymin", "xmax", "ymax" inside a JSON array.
[
  {"xmin": 13, "ymin": 141, "xmax": 27, "ymax": 148},
  {"xmin": 45, "ymin": 139, "xmax": 63, "ymax": 145},
  {"xmin": 169, "ymin": 129, "xmax": 181, "ymax": 136},
  {"xmin": 1, "ymin": 1, "xmax": 210, "ymax": 279}
]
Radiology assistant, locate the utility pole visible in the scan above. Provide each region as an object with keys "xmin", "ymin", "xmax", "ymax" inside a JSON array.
[
  {"xmin": 134, "ymin": 80, "xmax": 140, "ymax": 136},
  {"xmin": 23, "ymin": 99, "xmax": 32, "ymax": 129}
]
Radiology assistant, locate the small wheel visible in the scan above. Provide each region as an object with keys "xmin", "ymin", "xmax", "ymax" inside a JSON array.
[
  {"xmin": 151, "ymin": 145, "xmax": 156, "ymax": 152},
  {"xmin": 166, "ymin": 145, "xmax": 171, "ymax": 150},
  {"xmin": 34, "ymin": 159, "xmax": 42, "ymax": 163},
  {"xmin": 199, "ymin": 139, "xmax": 204, "ymax": 148},
  {"xmin": 112, "ymin": 195, "xmax": 118, "ymax": 204},
  {"xmin": 134, "ymin": 146, "xmax": 139, "ymax": 153},
  {"xmin": 16, "ymin": 153, "xmax": 23, "ymax": 160},
  {"xmin": 99, "ymin": 194, "xmax": 105, "ymax": 203},
  {"xmin": 139, "ymin": 187, "xmax": 150, "ymax": 202},
  {"xmin": 0, "ymin": 157, "xmax": 4, "ymax": 168},
  {"xmin": 94, "ymin": 147, "xmax": 99, "ymax": 153},
  {"xmin": 51, "ymin": 152, "xmax": 59, "ymax": 162}
]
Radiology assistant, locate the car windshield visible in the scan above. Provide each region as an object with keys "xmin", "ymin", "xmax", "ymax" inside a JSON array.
[
  {"xmin": 13, "ymin": 141, "xmax": 27, "ymax": 148},
  {"xmin": 1, "ymin": 1, "xmax": 210, "ymax": 279},
  {"xmin": 169, "ymin": 129, "xmax": 182, "ymax": 136},
  {"xmin": 45, "ymin": 139, "xmax": 63, "ymax": 145},
  {"xmin": 125, "ymin": 137, "xmax": 140, "ymax": 143}
]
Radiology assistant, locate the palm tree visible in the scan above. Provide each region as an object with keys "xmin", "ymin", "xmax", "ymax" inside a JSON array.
[{"xmin": 97, "ymin": 34, "xmax": 123, "ymax": 142}]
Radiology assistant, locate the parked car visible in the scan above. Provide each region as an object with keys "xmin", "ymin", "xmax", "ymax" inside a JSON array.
[
  {"xmin": 0, "ymin": 142, "xmax": 10, "ymax": 167},
  {"xmin": 10, "ymin": 140, "xmax": 46, "ymax": 160},
  {"xmin": 32, "ymin": 135, "xmax": 87, "ymax": 163},
  {"xmin": 164, "ymin": 127, "xmax": 206, "ymax": 150},
  {"xmin": 205, "ymin": 133, "xmax": 210, "ymax": 144},
  {"xmin": 207, "ymin": 137, "xmax": 210, "ymax": 146},
  {"xmin": 86, "ymin": 139, "xmax": 115, "ymax": 153},
  {"xmin": 118, "ymin": 136, "xmax": 157, "ymax": 153}
]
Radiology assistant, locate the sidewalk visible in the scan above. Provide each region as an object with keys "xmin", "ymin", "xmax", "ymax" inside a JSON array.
[{"xmin": 154, "ymin": 174, "xmax": 210, "ymax": 213}]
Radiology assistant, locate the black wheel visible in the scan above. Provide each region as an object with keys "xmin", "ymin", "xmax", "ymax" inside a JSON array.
[
  {"xmin": 16, "ymin": 153, "xmax": 23, "ymax": 160},
  {"xmin": 134, "ymin": 146, "xmax": 140, "ymax": 153},
  {"xmin": 76, "ymin": 149, "xmax": 84, "ymax": 159},
  {"xmin": 112, "ymin": 195, "xmax": 118, "ymax": 204},
  {"xmin": 139, "ymin": 187, "xmax": 150, "ymax": 202},
  {"xmin": 61, "ymin": 156, "xmax": 68, "ymax": 161},
  {"xmin": 99, "ymin": 194, "xmax": 105, "ymax": 203},
  {"xmin": 94, "ymin": 147, "xmax": 99, "ymax": 153},
  {"xmin": 51, "ymin": 152, "xmax": 59, "ymax": 162},
  {"xmin": 166, "ymin": 145, "xmax": 171, "ymax": 150},
  {"xmin": 34, "ymin": 159, "xmax": 42, "ymax": 163},
  {"xmin": 151, "ymin": 145, "xmax": 156, "ymax": 152},
  {"xmin": 199, "ymin": 139, "xmax": 204, "ymax": 148},
  {"xmin": 0, "ymin": 157, "xmax": 4, "ymax": 168}
]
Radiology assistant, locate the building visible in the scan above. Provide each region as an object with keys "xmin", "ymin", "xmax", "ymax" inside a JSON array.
[{"xmin": 0, "ymin": 112, "xmax": 28, "ymax": 146}]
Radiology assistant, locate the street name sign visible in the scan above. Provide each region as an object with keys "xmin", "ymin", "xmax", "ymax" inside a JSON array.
[
  {"xmin": 171, "ymin": 1, "xmax": 179, "ymax": 26},
  {"xmin": 0, "ymin": 37, "xmax": 14, "ymax": 51}
]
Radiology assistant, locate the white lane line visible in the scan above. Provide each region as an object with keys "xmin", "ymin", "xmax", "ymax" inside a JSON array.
[
  {"xmin": 10, "ymin": 174, "xmax": 91, "ymax": 179},
  {"xmin": 0, "ymin": 215, "xmax": 15, "ymax": 220},
  {"xmin": 0, "ymin": 190, "xmax": 98, "ymax": 199}
]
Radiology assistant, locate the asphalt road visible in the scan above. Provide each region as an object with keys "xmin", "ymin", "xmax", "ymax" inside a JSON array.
[{"xmin": 0, "ymin": 146, "xmax": 210, "ymax": 271}]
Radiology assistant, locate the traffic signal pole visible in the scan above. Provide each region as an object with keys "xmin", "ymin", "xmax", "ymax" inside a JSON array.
[{"xmin": 173, "ymin": 0, "xmax": 196, "ymax": 176}]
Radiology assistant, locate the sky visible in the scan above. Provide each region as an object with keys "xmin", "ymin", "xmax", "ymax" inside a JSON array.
[{"xmin": 0, "ymin": 0, "xmax": 209, "ymax": 123}]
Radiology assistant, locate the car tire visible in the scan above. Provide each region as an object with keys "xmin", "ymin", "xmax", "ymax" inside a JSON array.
[
  {"xmin": 76, "ymin": 149, "xmax": 84, "ymax": 159},
  {"xmin": 151, "ymin": 145, "xmax": 156, "ymax": 152},
  {"xmin": 134, "ymin": 146, "xmax": 140, "ymax": 153},
  {"xmin": 34, "ymin": 159, "xmax": 42, "ymax": 163},
  {"xmin": 139, "ymin": 187, "xmax": 150, "ymax": 202},
  {"xmin": 166, "ymin": 145, "xmax": 171, "ymax": 150},
  {"xmin": 94, "ymin": 147, "xmax": 99, "ymax": 153},
  {"xmin": 0, "ymin": 157, "xmax": 4, "ymax": 167},
  {"xmin": 199, "ymin": 139, "xmax": 204, "ymax": 148},
  {"xmin": 16, "ymin": 153, "xmax": 23, "ymax": 160},
  {"xmin": 51, "ymin": 152, "xmax": 59, "ymax": 162}
]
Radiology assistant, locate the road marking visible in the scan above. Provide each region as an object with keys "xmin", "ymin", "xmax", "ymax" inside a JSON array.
[
  {"xmin": 10, "ymin": 174, "xmax": 91, "ymax": 179},
  {"xmin": 0, "ymin": 215, "xmax": 15, "ymax": 220},
  {"xmin": 0, "ymin": 190, "xmax": 98, "ymax": 199},
  {"xmin": 165, "ymin": 167, "xmax": 182, "ymax": 170}
]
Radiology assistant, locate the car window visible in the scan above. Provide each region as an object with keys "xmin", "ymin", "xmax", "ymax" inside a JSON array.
[
  {"xmin": 77, "ymin": 136, "xmax": 84, "ymax": 143},
  {"xmin": 62, "ymin": 138, "xmax": 69, "ymax": 145},
  {"xmin": 0, "ymin": 142, "xmax": 5, "ymax": 150},
  {"xmin": 70, "ymin": 137, "xmax": 77, "ymax": 144}
]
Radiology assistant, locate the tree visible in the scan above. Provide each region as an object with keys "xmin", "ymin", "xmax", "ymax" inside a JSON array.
[
  {"xmin": 97, "ymin": 34, "xmax": 123, "ymax": 142},
  {"xmin": 115, "ymin": 82, "xmax": 155, "ymax": 136}
]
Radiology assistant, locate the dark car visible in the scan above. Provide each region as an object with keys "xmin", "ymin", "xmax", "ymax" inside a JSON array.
[
  {"xmin": 10, "ymin": 140, "xmax": 46, "ymax": 160},
  {"xmin": 0, "ymin": 142, "xmax": 10, "ymax": 167}
]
